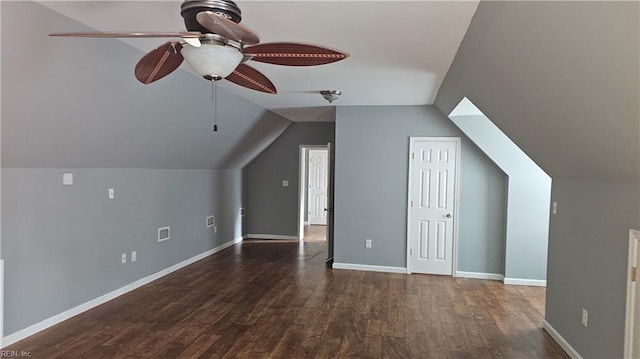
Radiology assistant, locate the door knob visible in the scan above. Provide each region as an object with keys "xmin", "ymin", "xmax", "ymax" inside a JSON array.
[{"xmin": 446, "ymin": 213, "xmax": 452, "ymax": 218}]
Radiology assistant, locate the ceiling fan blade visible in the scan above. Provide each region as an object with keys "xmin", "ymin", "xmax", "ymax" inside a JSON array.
[
  {"xmin": 50, "ymin": 31, "xmax": 202, "ymax": 39},
  {"xmin": 244, "ymin": 43, "xmax": 349, "ymax": 66},
  {"xmin": 226, "ymin": 64, "xmax": 277, "ymax": 94},
  {"xmin": 196, "ymin": 11, "xmax": 260, "ymax": 45},
  {"xmin": 135, "ymin": 42, "xmax": 184, "ymax": 84}
]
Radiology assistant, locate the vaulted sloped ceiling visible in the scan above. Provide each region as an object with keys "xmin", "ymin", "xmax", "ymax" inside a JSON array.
[
  {"xmin": 34, "ymin": 0, "xmax": 480, "ymax": 120},
  {"xmin": 2, "ymin": 1, "xmax": 290, "ymax": 169},
  {"xmin": 436, "ymin": 1, "xmax": 639, "ymax": 183}
]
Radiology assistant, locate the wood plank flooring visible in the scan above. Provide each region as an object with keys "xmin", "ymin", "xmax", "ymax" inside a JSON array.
[
  {"xmin": 6, "ymin": 240, "xmax": 568, "ymax": 358},
  {"xmin": 304, "ymin": 225, "xmax": 326, "ymax": 242}
]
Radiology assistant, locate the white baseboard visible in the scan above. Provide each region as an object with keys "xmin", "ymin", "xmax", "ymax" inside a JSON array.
[
  {"xmin": 1, "ymin": 237, "xmax": 242, "ymax": 348},
  {"xmin": 503, "ymin": 277, "xmax": 547, "ymax": 287},
  {"xmin": 456, "ymin": 271, "xmax": 504, "ymax": 281},
  {"xmin": 332, "ymin": 262, "xmax": 407, "ymax": 274},
  {"xmin": 0, "ymin": 260, "xmax": 4, "ymax": 348},
  {"xmin": 245, "ymin": 234, "xmax": 298, "ymax": 240},
  {"xmin": 543, "ymin": 320, "xmax": 582, "ymax": 359}
]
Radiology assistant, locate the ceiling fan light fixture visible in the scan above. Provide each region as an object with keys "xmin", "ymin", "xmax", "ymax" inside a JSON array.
[
  {"xmin": 321, "ymin": 90, "xmax": 342, "ymax": 103},
  {"xmin": 181, "ymin": 43, "xmax": 242, "ymax": 81}
]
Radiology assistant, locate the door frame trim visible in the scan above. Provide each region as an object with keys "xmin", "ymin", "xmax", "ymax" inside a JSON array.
[
  {"xmin": 625, "ymin": 228, "xmax": 640, "ymax": 358},
  {"xmin": 297, "ymin": 145, "xmax": 329, "ymax": 240},
  {"xmin": 406, "ymin": 137, "xmax": 461, "ymax": 275}
]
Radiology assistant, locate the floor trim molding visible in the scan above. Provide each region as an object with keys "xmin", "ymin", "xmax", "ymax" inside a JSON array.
[
  {"xmin": 0, "ymin": 260, "xmax": 4, "ymax": 348},
  {"xmin": 455, "ymin": 271, "xmax": 504, "ymax": 281},
  {"xmin": 1, "ymin": 237, "xmax": 242, "ymax": 348},
  {"xmin": 542, "ymin": 320, "xmax": 582, "ymax": 359},
  {"xmin": 245, "ymin": 234, "xmax": 298, "ymax": 240},
  {"xmin": 503, "ymin": 277, "xmax": 547, "ymax": 287},
  {"xmin": 332, "ymin": 262, "xmax": 407, "ymax": 274}
]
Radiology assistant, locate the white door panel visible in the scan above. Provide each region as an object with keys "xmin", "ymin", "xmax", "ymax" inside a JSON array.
[
  {"xmin": 308, "ymin": 149, "xmax": 328, "ymax": 225},
  {"xmin": 408, "ymin": 138, "xmax": 458, "ymax": 275}
]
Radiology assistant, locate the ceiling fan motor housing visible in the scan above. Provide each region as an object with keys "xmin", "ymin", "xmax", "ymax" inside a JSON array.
[{"xmin": 181, "ymin": 0, "xmax": 242, "ymax": 33}]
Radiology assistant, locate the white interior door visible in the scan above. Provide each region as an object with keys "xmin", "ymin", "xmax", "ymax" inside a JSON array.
[
  {"xmin": 308, "ymin": 149, "xmax": 328, "ymax": 225},
  {"xmin": 407, "ymin": 138, "xmax": 459, "ymax": 275},
  {"xmin": 625, "ymin": 229, "xmax": 640, "ymax": 358}
]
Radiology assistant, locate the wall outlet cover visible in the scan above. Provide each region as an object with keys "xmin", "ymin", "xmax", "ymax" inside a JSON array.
[{"xmin": 158, "ymin": 227, "xmax": 170, "ymax": 242}]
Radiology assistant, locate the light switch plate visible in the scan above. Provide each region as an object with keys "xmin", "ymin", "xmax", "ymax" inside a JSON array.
[
  {"xmin": 62, "ymin": 173, "xmax": 73, "ymax": 185},
  {"xmin": 282, "ymin": 180, "xmax": 289, "ymax": 187},
  {"xmin": 108, "ymin": 188, "xmax": 115, "ymax": 199},
  {"xmin": 552, "ymin": 201, "xmax": 558, "ymax": 214}
]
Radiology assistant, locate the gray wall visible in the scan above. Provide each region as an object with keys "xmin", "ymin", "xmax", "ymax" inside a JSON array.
[
  {"xmin": 434, "ymin": 1, "xmax": 640, "ymax": 356},
  {"xmin": 1, "ymin": 1, "xmax": 290, "ymax": 170},
  {"xmin": 435, "ymin": 1, "xmax": 639, "ymax": 184},
  {"xmin": 2, "ymin": 168, "xmax": 243, "ymax": 335},
  {"xmin": 246, "ymin": 122, "xmax": 335, "ymax": 236},
  {"xmin": 333, "ymin": 105, "xmax": 507, "ymax": 272},
  {"xmin": 1, "ymin": 1, "xmax": 284, "ymax": 337},
  {"xmin": 450, "ymin": 114, "xmax": 551, "ymax": 281},
  {"xmin": 546, "ymin": 180, "xmax": 639, "ymax": 358}
]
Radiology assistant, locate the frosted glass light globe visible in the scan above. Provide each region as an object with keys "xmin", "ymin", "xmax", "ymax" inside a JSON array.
[{"xmin": 181, "ymin": 43, "xmax": 242, "ymax": 80}]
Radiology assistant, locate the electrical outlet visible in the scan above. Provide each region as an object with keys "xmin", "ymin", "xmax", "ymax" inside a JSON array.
[
  {"xmin": 121, "ymin": 253, "xmax": 127, "ymax": 264},
  {"xmin": 131, "ymin": 251, "xmax": 137, "ymax": 262},
  {"xmin": 206, "ymin": 215, "xmax": 215, "ymax": 228},
  {"xmin": 214, "ymin": 225, "xmax": 217, "ymax": 233},
  {"xmin": 552, "ymin": 201, "xmax": 558, "ymax": 214},
  {"xmin": 282, "ymin": 179, "xmax": 289, "ymax": 187},
  {"xmin": 581, "ymin": 308, "xmax": 588, "ymax": 327},
  {"xmin": 108, "ymin": 188, "xmax": 115, "ymax": 200},
  {"xmin": 365, "ymin": 239, "xmax": 372, "ymax": 248}
]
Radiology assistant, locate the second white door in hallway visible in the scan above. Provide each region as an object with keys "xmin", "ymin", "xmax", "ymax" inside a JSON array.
[{"xmin": 308, "ymin": 149, "xmax": 328, "ymax": 225}]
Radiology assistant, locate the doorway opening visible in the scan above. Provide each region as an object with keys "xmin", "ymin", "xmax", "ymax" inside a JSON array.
[{"xmin": 298, "ymin": 145, "xmax": 329, "ymax": 242}]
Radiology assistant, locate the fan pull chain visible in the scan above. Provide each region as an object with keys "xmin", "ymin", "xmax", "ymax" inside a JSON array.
[{"xmin": 211, "ymin": 80, "xmax": 218, "ymax": 132}]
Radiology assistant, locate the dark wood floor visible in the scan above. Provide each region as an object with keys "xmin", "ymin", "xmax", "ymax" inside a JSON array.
[
  {"xmin": 304, "ymin": 225, "xmax": 326, "ymax": 242},
  {"xmin": 6, "ymin": 240, "xmax": 568, "ymax": 358}
]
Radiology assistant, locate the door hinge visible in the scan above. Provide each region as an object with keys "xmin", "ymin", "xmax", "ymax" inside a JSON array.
[
  {"xmin": 410, "ymin": 201, "xmax": 414, "ymax": 207},
  {"xmin": 411, "ymin": 152, "xmax": 415, "ymax": 160},
  {"xmin": 632, "ymin": 266, "xmax": 637, "ymax": 282},
  {"xmin": 410, "ymin": 249, "xmax": 413, "ymax": 256}
]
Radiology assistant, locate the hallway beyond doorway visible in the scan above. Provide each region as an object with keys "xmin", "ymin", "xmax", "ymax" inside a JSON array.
[{"xmin": 304, "ymin": 225, "xmax": 326, "ymax": 242}]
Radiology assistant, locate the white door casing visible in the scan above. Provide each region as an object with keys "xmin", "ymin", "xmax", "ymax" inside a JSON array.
[
  {"xmin": 625, "ymin": 229, "xmax": 640, "ymax": 358},
  {"xmin": 308, "ymin": 149, "xmax": 328, "ymax": 225},
  {"xmin": 407, "ymin": 137, "xmax": 459, "ymax": 275},
  {"xmin": 326, "ymin": 143, "xmax": 335, "ymax": 261}
]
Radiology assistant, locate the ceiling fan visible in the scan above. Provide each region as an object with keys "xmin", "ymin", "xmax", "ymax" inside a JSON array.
[{"xmin": 50, "ymin": 0, "xmax": 350, "ymax": 94}]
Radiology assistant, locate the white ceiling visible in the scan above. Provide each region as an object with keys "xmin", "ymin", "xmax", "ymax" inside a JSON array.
[{"xmin": 37, "ymin": 1, "xmax": 479, "ymax": 121}]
